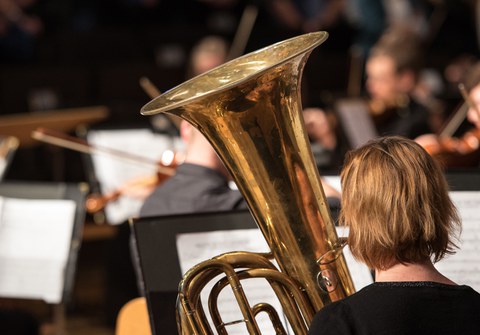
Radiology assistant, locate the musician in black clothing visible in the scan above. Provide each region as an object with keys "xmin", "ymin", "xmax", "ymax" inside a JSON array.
[
  {"xmin": 140, "ymin": 36, "xmax": 248, "ymax": 216},
  {"xmin": 365, "ymin": 27, "xmax": 433, "ymax": 139},
  {"xmin": 303, "ymin": 27, "xmax": 434, "ymax": 171},
  {"xmin": 140, "ymin": 120, "xmax": 342, "ymax": 218},
  {"xmin": 140, "ymin": 120, "xmax": 247, "ymax": 216},
  {"xmin": 309, "ymin": 136, "xmax": 480, "ymax": 335}
]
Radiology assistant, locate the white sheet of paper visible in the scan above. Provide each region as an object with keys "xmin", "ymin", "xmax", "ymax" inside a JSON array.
[
  {"xmin": 323, "ymin": 175, "xmax": 342, "ymax": 194},
  {"xmin": 435, "ymin": 191, "xmax": 480, "ymax": 292},
  {"xmin": 176, "ymin": 226, "xmax": 373, "ymax": 333},
  {"xmin": 336, "ymin": 226, "xmax": 374, "ymax": 291},
  {"xmin": 87, "ymin": 129, "xmax": 183, "ymax": 224},
  {"xmin": 177, "ymin": 229, "xmax": 278, "ymax": 334},
  {"xmin": 316, "ymin": 177, "xmax": 375, "ymax": 290},
  {"xmin": 0, "ymin": 197, "xmax": 76, "ymax": 303}
]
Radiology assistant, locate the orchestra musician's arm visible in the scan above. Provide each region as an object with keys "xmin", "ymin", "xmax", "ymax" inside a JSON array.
[{"xmin": 303, "ymin": 107, "xmax": 337, "ymax": 150}]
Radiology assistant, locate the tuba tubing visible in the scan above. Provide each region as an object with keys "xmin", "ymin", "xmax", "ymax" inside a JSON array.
[{"xmin": 141, "ymin": 31, "xmax": 355, "ymax": 333}]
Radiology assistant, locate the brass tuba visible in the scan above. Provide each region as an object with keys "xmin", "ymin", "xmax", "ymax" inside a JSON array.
[{"xmin": 141, "ymin": 31, "xmax": 355, "ymax": 334}]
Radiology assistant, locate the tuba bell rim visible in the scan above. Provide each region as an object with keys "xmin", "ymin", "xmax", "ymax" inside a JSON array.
[{"xmin": 140, "ymin": 31, "xmax": 329, "ymax": 116}]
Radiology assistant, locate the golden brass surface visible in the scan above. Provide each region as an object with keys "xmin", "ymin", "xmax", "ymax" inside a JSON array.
[{"xmin": 141, "ymin": 31, "xmax": 355, "ymax": 334}]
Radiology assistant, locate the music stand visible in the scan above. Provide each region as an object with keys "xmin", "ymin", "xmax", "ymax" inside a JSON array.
[
  {"xmin": 445, "ymin": 169, "xmax": 480, "ymax": 191},
  {"xmin": 335, "ymin": 98, "xmax": 378, "ymax": 149},
  {"xmin": 436, "ymin": 169, "xmax": 480, "ymax": 292},
  {"xmin": 0, "ymin": 106, "xmax": 109, "ymax": 148},
  {"xmin": 129, "ymin": 209, "xmax": 257, "ymax": 334},
  {"xmin": 0, "ymin": 181, "xmax": 88, "ymax": 333},
  {"xmin": 80, "ymin": 125, "xmax": 182, "ymax": 225}
]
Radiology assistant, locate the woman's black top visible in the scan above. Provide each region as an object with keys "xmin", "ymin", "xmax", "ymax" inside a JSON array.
[{"xmin": 309, "ymin": 281, "xmax": 480, "ymax": 335}]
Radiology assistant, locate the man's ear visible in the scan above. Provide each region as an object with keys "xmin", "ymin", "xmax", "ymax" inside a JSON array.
[{"xmin": 180, "ymin": 120, "xmax": 192, "ymax": 143}]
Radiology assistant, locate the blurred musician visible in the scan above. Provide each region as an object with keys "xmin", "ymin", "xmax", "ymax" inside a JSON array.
[
  {"xmin": 304, "ymin": 27, "xmax": 434, "ymax": 169},
  {"xmin": 468, "ymin": 79, "xmax": 480, "ymax": 130},
  {"xmin": 416, "ymin": 62, "xmax": 480, "ymax": 168},
  {"xmin": 303, "ymin": 106, "xmax": 340, "ymax": 170},
  {"xmin": 106, "ymin": 35, "xmax": 233, "ymax": 326},
  {"xmin": 141, "ymin": 35, "xmax": 343, "ymax": 216},
  {"xmin": 142, "ymin": 32, "xmax": 343, "ymax": 214},
  {"xmin": 364, "ymin": 26, "xmax": 433, "ymax": 138},
  {"xmin": 185, "ymin": 35, "xmax": 228, "ymax": 79},
  {"xmin": 139, "ymin": 35, "xmax": 247, "ymax": 217},
  {"xmin": 141, "ymin": 117, "xmax": 342, "ymax": 216},
  {"xmin": 309, "ymin": 136, "xmax": 480, "ymax": 335},
  {"xmin": 140, "ymin": 120, "xmax": 247, "ymax": 216}
]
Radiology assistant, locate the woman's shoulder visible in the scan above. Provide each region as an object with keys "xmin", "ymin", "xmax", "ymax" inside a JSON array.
[
  {"xmin": 308, "ymin": 285, "xmax": 378, "ymax": 332},
  {"xmin": 370, "ymin": 281, "xmax": 480, "ymax": 293},
  {"xmin": 308, "ymin": 298, "xmax": 354, "ymax": 334},
  {"xmin": 308, "ymin": 282, "xmax": 480, "ymax": 335}
]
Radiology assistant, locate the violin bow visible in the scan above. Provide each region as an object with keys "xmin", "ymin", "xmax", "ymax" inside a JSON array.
[
  {"xmin": 226, "ymin": 3, "xmax": 258, "ymax": 61},
  {"xmin": 31, "ymin": 128, "xmax": 175, "ymax": 176},
  {"xmin": 439, "ymin": 83, "xmax": 477, "ymax": 139},
  {"xmin": 139, "ymin": 76, "xmax": 182, "ymax": 130}
]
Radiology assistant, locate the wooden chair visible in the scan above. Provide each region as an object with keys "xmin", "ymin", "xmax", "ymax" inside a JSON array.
[{"xmin": 115, "ymin": 297, "xmax": 151, "ymax": 335}]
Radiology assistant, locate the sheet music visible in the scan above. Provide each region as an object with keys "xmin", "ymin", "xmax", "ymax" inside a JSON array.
[
  {"xmin": 176, "ymin": 227, "xmax": 373, "ymax": 334},
  {"xmin": 323, "ymin": 175, "xmax": 342, "ymax": 194},
  {"xmin": 435, "ymin": 191, "xmax": 480, "ymax": 292},
  {"xmin": 335, "ymin": 99, "xmax": 378, "ymax": 149},
  {"xmin": 87, "ymin": 129, "xmax": 183, "ymax": 224},
  {"xmin": 0, "ymin": 197, "xmax": 76, "ymax": 303},
  {"xmin": 336, "ymin": 226, "xmax": 374, "ymax": 291},
  {"xmin": 177, "ymin": 229, "xmax": 278, "ymax": 334}
]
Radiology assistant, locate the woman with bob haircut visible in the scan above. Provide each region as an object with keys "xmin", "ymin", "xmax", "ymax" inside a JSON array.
[{"xmin": 309, "ymin": 136, "xmax": 480, "ymax": 335}]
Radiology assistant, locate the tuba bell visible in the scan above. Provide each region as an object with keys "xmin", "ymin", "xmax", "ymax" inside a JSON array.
[{"xmin": 141, "ymin": 31, "xmax": 355, "ymax": 334}]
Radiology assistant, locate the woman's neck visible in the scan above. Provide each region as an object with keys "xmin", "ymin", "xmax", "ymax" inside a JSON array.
[{"xmin": 375, "ymin": 259, "xmax": 457, "ymax": 285}]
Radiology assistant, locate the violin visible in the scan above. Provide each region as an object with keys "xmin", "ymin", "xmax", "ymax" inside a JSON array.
[
  {"xmin": 31, "ymin": 128, "xmax": 181, "ymax": 214},
  {"xmin": 84, "ymin": 150, "xmax": 182, "ymax": 213},
  {"xmin": 422, "ymin": 128, "xmax": 480, "ymax": 168},
  {"xmin": 420, "ymin": 83, "xmax": 480, "ymax": 168}
]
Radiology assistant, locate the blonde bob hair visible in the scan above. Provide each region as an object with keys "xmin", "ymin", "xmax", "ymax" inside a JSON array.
[{"xmin": 340, "ymin": 136, "xmax": 461, "ymax": 270}]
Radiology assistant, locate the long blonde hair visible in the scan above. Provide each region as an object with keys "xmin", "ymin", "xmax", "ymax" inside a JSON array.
[{"xmin": 340, "ymin": 136, "xmax": 461, "ymax": 270}]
